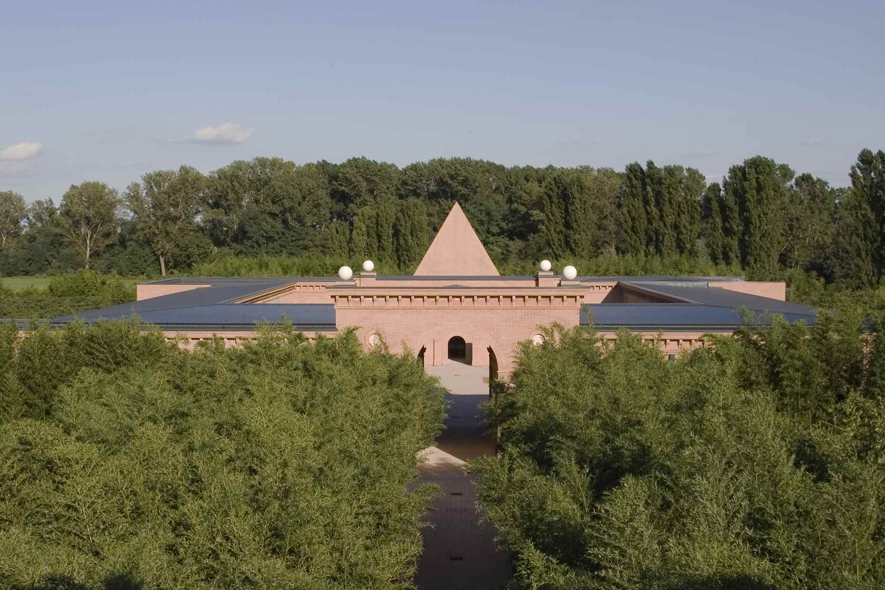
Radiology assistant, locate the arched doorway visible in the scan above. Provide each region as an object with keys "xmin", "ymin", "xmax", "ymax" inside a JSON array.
[
  {"xmin": 487, "ymin": 346, "xmax": 498, "ymax": 384},
  {"xmin": 417, "ymin": 346, "xmax": 426, "ymax": 366},
  {"xmin": 488, "ymin": 346, "xmax": 501, "ymax": 445},
  {"xmin": 448, "ymin": 336, "xmax": 466, "ymax": 362}
]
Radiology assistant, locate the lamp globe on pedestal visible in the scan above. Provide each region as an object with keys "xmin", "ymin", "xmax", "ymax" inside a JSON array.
[
  {"xmin": 338, "ymin": 266, "xmax": 353, "ymax": 280},
  {"xmin": 539, "ymin": 260, "xmax": 552, "ymax": 272},
  {"xmin": 362, "ymin": 260, "xmax": 375, "ymax": 272},
  {"xmin": 562, "ymin": 265, "xmax": 578, "ymax": 280}
]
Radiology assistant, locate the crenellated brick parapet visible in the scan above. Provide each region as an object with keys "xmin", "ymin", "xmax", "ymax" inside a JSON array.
[
  {"xmin": 160, "ymin": 330, "xmax": 325, "ymax": 350},
  {"xmin": 328, "ymin": 288, "xmax": 588, "ymax": 309},
  {"xmin": 245, "ymin": 281, "xmax": 333, "ymax": 304},
  {"xmin": 250, "ymin": 279, "xmax": 619, "ymax": 305},
  {"xmin": 597, "ymin": 331, "xmax": 713, "ymax": 355}
]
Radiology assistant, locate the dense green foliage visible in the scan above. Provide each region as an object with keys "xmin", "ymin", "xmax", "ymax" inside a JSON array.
[
  {"xmin": 0, "ymin": 271, "xmax": 135, "ymax": 319},
  {"xmin": 474, "ymin": 315, "xmax": 885, "ymax": 589},
  {"xmin": 0, "ymin": 323, "xmax": 446, "ymax": 588},
  {"xmin": 190, "ymin": 255, "xmax": 361, "ymax": 278},
  {"xmin": 57, "ymin": 182, "xmax": 122, "ymax": 270},
  {"xmin": 2, "ymin": 150, "xmax": 883, "ymax": 288},
  {"xmin": 0, "ymin": 191, "xmax": 28, "ymax": 251}
]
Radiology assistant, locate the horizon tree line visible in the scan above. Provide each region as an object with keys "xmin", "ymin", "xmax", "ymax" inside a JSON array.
[{"xmin": 0, "ymin": 149, "xmax": 882, "ymax": 287}]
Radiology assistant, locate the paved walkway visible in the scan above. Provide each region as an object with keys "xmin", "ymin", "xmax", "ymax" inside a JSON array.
[{"xmin": 413, "ymin": 363, "xmax": 512, "ymax": 590}]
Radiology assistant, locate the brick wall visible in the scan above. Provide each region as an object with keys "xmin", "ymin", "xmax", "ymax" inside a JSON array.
[{"xmin": 337, "ymin": 307, "xmax": 581, "ymax": 376}]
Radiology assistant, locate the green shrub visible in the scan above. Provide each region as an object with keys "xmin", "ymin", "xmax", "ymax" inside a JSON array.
[
  {"xmin": 0, "ymin": 296, "xmax": 118, "ymax": 319},
  {"xmin": 0, "ymin": 271, "xmax": 136, "ymax": 320},
  {"xmin": 498, "ymin": 254, "xmax": 742, "ymax": 278},
  {"xmin": 0, "ymin": 325, "xmax": 446, "ymax": 589},
  {"xmin": 189, "ymin": 255, "xmax": 381, "ymax": 277},
  {"xmin": 474, "ymin": 321, "xmax": 885, "ymax": 589},
  {"xmin": 46, "ymin": 270, "xmax": 133, "ymax": 303},
  {"xmin": 0, "ymin": 320, "xmax": 173, "ymax": 422}
]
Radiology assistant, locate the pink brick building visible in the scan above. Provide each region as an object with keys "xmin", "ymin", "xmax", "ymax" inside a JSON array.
[{"xmin": 58, "ymin": 203, "xmax": 815, "ymax": 382}]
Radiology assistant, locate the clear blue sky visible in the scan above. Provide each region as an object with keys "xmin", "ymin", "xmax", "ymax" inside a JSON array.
[{"xmin": 2, "ymin": 0, "xmax": 883, "ymax": 201}]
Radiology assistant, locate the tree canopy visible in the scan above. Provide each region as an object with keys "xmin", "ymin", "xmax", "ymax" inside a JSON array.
[
  {"xmin": 1, "ymin": 150, "xmax": 883, "ymax": 290},
  {"xmin": 473, "ymin": 311, "xmax": 885, "ymax": 589},
  {"xmin": 0, "ymin": 191, "xmax": 27, "ymax": 251},
  {"xmin": 57, "ymin": 182, "xmax": 121, "ymax": 269},
  {"xmin": 0, "ymin": 322, "xmax": 446, "ymax": 588},
  {"xmin": 125, "ymin": 166, "xmax": 206, "ymax": 276}
]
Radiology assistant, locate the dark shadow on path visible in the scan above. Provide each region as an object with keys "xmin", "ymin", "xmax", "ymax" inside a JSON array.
[
  {"xmin": 436, "ymin": 393, "xmax": 496, "ymax": 461},
  {"xmin": 415, "ymin": 364, "xmax": 512, "ymax": 590}
]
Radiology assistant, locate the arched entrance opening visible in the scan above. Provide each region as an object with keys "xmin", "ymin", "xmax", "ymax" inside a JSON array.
[
  {"xmin": 488, "ymin": 346, "xmax": 498, "ymax": 384},
  {"xmin": 488, "ymin": 346, "xmax": 501, "ymax": 445},
  {"xmin": 417, "ymin": 346, "xmax": 426, "ymax": 366},
  {"xmin": 448, "ymin": 336, "xmax": 467, "ymax": 362}
]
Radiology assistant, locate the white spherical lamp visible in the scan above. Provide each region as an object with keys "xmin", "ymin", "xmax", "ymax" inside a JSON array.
[
  {"xmin": 362, "ymin": 260, "xmax": 375, "ymax": 272},
  {"xmin": 540, "ymin": 260, "xmax": 552, "ymax": 272},
  {"xmin": 562, "ymin": 265, "xmax": 578, "ymax": 280},
  {"xmin": 337, "ymin": 266, "xmax": 353, "ymax": 280}
]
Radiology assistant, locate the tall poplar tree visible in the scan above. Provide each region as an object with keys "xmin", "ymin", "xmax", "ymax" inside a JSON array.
[
  {"xmin": 652, "ymin": 163, "xmax": 677, "ymax": 256},
  {"xmin": 560, "ymin": 167, "xmax": 620, "ymax": 258},
  {"xmin": 782, "ymin": 174, "xmax": 837, "ymax": 272},
  {"xmin": 326, "ymin": 221, "xmax": 350, "ymax": 258},
  {"xmin": 720, "ymin": 182, "xmax": 741, "ymax": 267},
  {"xmin": 834, "ymin": 149, "xmax": 885, "ymax": 287},
  {"xmin": 563, "ymin": 170, "xmax": 594, "ymax": 257},
  {"xmin": 702, "ymin": 183, "xmax": 725, "ymax": 264},
  {"xmin": 350, "ymin": 207, "xmax": 373, "ymax": 259},
  {"xmin": 643, "ymin": 161, "xmax": 664, "ymax": 256},
  {"xmin": 394, "ymin": 198, "xmax": 429, "ymax": 268},
  {"xmin": 538, "ymin": 173, "xmax": 569, "ymax": 259},
  {"xmin": 374, "ymin": 201, "xmax": 397, "ymax": 264},
  {"xmin": 723, "ymin": 156, "xmax": 794, "ymax": 276},
  {"xmin": 675, "ymin": 167, "xmax": 705, "ymax": 256},
  {"xmin": 619, "ymin": 163, "xmax": 649, "ymax": 255}
]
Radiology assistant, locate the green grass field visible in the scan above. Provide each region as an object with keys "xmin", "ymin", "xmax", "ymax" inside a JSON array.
[
  {"xmin": 1, "ymin": 277, "xmax": 54, "ymax": 291},
  {"xmin": 2, "ymin": 276, "xmax": 140, "ymax": 292}
]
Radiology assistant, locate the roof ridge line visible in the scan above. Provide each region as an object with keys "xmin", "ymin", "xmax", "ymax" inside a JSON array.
[
  {"xmin": 207, "ymin": 302, "xmax": 333, "ymax": 307},
  {"xmin": 618, "ymin": 281, "xmax": 701, "ymax": 304},
  {"xmin": 584, "ymin": 302, "xmax": 816, "ymax": 316}
]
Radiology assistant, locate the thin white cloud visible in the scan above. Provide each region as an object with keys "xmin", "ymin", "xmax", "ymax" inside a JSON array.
[
  {"xmin": 0, "ymin": 142, "xmax": 43, "ymax": 161},
  {"xmin": 801, "ymin": 138, "xmax": 824, "ymax": 147},
  {"xmin": 190, "ymin": 122, "xmax": 254, "ymax": 144},
  {"xmin": 0, "ymin": 142, "xmax": 43, "ymax": 174}
]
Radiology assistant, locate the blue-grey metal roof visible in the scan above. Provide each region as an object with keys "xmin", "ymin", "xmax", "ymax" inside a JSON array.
[
  {"xmin": 143, "ymin": 277, "xmax": 339, "ymax": 285},
  {"xmin": 40, "ymin": 274, "xmax": 813, "ymax": 333},
  {"xmin": 581, "ymin": 303, "xmax": 816, "ymax": 331},
  {"xmin": 52, "ymin": 279, "xmax": 295, "ymax": 324},
  {"xmin": 620, "ymin": 281, "xmax": 816, "ymax": 316},
  {"xmin": 53, "ymin": 303, "xmax": 336, "ymax": 331}
]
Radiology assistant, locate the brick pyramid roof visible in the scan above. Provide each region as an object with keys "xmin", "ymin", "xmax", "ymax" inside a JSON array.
[{"xmin": 414, "ymin": 202, "xmax": 500, "ymax": 276}]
